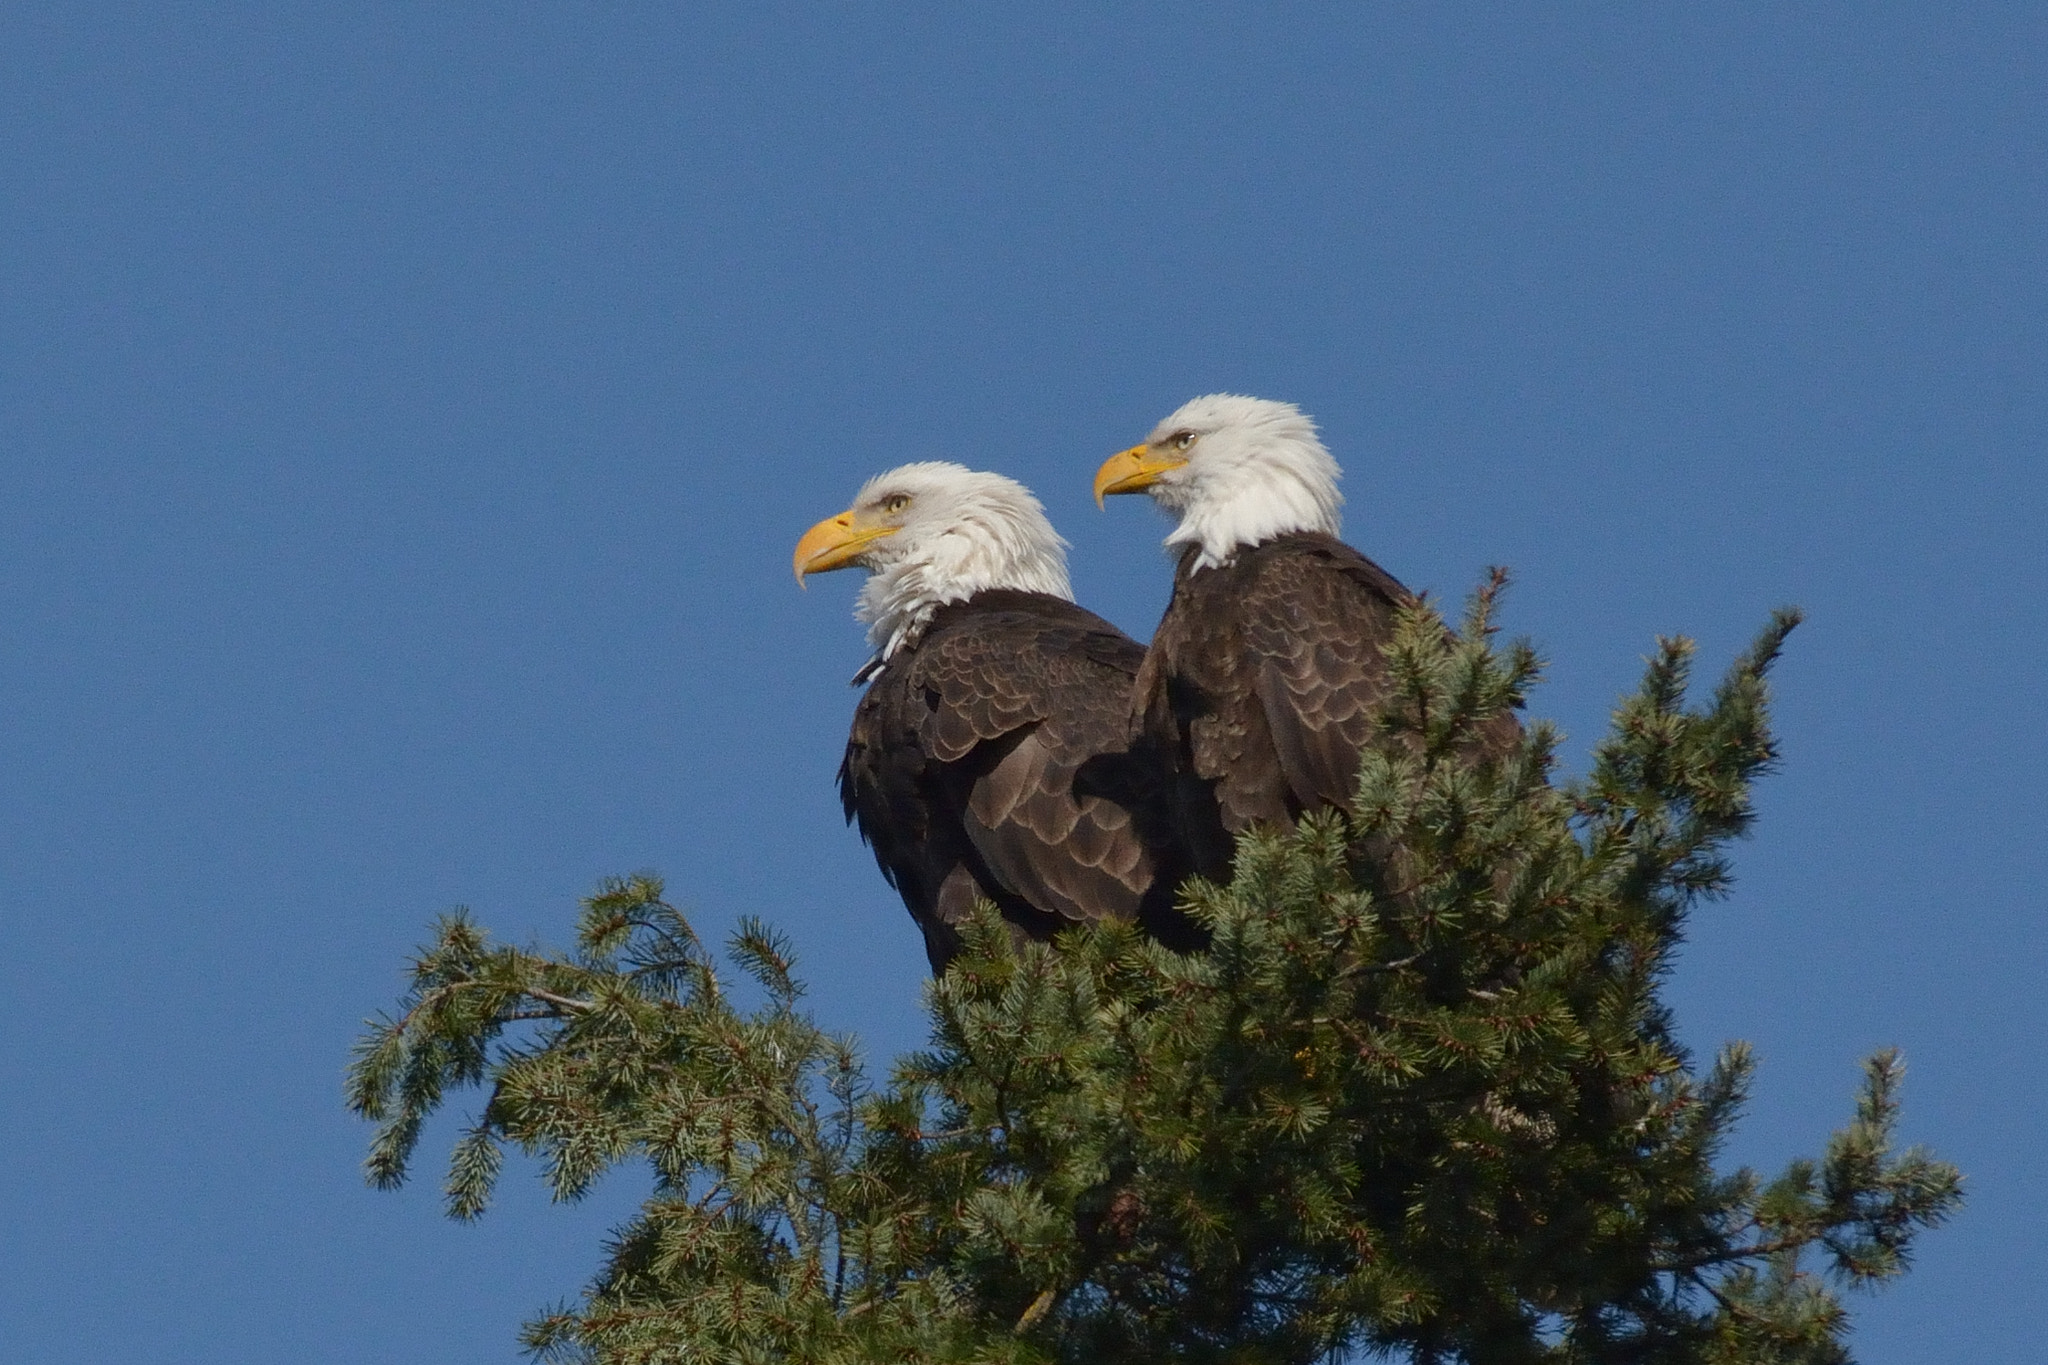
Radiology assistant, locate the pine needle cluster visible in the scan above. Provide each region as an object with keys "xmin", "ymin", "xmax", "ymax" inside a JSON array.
[{"xmin": 348, "ymin": 579, "xmax": 1958, "ymax": 1364}]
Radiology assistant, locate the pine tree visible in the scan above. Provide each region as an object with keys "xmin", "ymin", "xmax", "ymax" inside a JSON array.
[{"xmin": 349, "ymin": 579, "xmax": 1958, "ymax": 1364}]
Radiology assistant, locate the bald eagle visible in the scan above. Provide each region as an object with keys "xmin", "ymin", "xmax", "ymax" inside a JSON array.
[
  {"xmin": 795, "ymin": 462, "xmax": 1205, "ymax": 970},
  {"xmin": 1094, "ymin": 395, "xmax": 1433, "ymax": 847}
]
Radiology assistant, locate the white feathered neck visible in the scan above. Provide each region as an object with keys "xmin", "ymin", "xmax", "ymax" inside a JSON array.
[
  {"xmin": 849, "ymin": 462, "xmax": 1073, "ymax": 663},
  {"xmin": 1147, "ymin": 394, "xmax": 1344, "ymax": 571}
]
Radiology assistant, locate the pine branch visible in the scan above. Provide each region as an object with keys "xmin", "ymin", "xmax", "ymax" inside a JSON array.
[{"xmin": 348, "ymin": 589, "xmax": 1958, "ymax": 1365}]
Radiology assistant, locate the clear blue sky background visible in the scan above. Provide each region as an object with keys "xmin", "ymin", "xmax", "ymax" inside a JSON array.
[{"xmin": 2, "ymin": 5, "xmax": 2039, "ymax": 1360}]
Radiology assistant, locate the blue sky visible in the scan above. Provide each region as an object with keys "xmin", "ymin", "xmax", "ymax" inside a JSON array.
[{"xmin": 2, "ymin": 5, "xmax": 2040, "ymax": 1360}]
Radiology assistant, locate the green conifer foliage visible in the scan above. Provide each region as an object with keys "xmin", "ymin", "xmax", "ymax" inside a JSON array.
[{"xmin": 349, "ymin": 580, "xmax": 1958, "ymax": 1364}]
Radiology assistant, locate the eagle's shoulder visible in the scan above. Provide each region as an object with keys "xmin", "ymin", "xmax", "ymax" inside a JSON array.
[
  {"xmin": 918, "ymin": 589, "xmax": 1144, "ymax": 677},
  {"xmin": 1231, "ymin": 531, "xmax": 1413, "ymax": 606},
  {"xmin": 900, "ymin": 591, "xmax": 1141, "ymax": 762}
]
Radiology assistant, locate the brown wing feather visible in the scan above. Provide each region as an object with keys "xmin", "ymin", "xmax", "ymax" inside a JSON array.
[
  {"xmin": 963, "ymin": 728, "xmax": 1149, "ymax": 925},
  {"xmin": 839, "ymin": 590, "xmax": 1196, "ymax": 970},
  {"xmin": 1135, "ymin": 565, "xmax": 1260, "ymax": 838},
  {"xmin": 1139, "ymin": 532, "xmax": 1413, "ymax": 839},
  {"xmin": 919, "ymin": 600, "xmax": 1155, "ymax": 923},
  {"xmin": 1239, "ymin": 541, "xmax": 1409, "ymax": 813}
]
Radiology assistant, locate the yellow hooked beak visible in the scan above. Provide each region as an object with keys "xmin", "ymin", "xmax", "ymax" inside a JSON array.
[
  {"xmin": 1093, "ymin": 444, "xmax": 1188, "ymax": 507},
  {"xmin": 793, "ymin": 510, "xmax": 897, "ymax": 584}
]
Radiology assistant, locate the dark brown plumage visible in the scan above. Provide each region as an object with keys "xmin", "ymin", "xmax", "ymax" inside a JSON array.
[
  {"xmin": 840, "ymin": 588, "xmax": 1207, "ymax": 971},
  {"xmin": 1132, "ymin": 531, "xmax": 1416, "ymax": 866}
]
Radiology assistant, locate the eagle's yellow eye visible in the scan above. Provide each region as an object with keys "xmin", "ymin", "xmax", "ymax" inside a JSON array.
[
  {"xmin": 1173, "ymin": 431, "xmax": 1197, "ymax": 451},
  {"xmin": 881, "ymin": 494, "xmax": 911, "ymax": 513}
]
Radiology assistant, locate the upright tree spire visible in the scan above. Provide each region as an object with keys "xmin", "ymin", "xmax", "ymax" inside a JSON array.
[{"xmin": 350, "ymin": 585, "xmax": 1958, "ymax": 1365}]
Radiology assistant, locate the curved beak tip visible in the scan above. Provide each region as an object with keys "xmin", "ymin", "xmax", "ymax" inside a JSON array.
[
  {"xmin": 1094, "ymin": 446, "xmax": 1162, "ymax": 506},
  {"xmin": 793, "ymin": 512, "xmax": 880, "ymax": 586}
]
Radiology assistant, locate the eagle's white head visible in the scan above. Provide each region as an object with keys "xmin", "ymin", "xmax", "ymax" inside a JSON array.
[
  {"xmin": 1094, "ymin": 394, "xmax": 1343, "ymax": 571},
  {"xmin": 794, "ymin": 461, "xmax": 1073, "ymax": 660}
]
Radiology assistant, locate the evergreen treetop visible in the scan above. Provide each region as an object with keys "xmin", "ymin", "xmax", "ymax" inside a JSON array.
[{"xmin": 349, "ymin": 580, "xmax": 1958, "ymax": 1363}]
